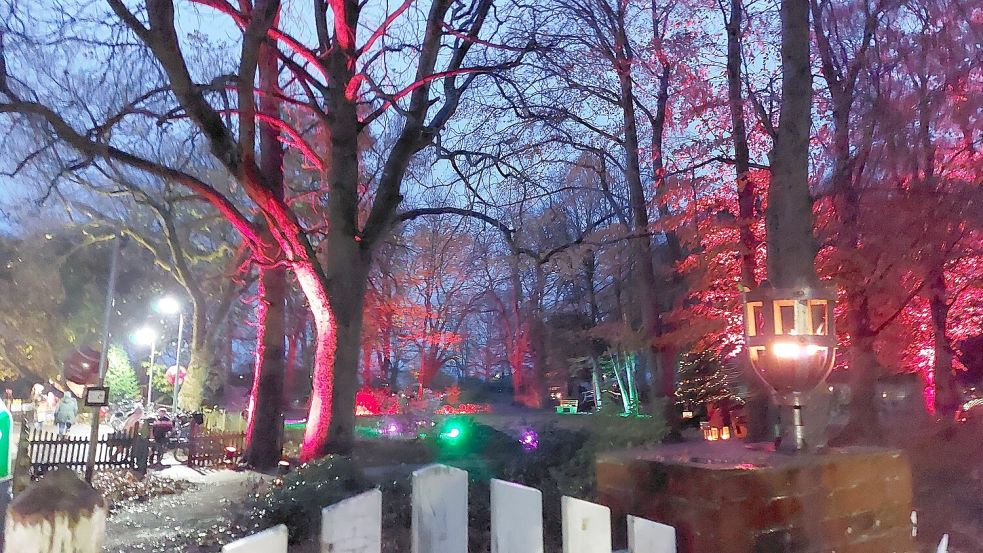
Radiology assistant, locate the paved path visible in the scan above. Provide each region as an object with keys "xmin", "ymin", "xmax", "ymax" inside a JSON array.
[{"xmin": 103, "ymin": 469, "xmax": 262, "ymax": 553}]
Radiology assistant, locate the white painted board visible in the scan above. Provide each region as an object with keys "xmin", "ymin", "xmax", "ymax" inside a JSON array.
[
  {"xmin": 222, "ymin": 524, "xmax": 288, "ymax": 553},
  {"xmin": 561, "ymin": 496, "xmax": 611, "ymax": 553},
  {"xmin": 627, "ymin": 515, "xmax": 676, "ymax": 553},
  {"xmin": 490, "ymin": 478, "xmax": 544, "ymax": 553},
  {"xmin": 321, "ymin": 489, "xmax": 382, "ymax": 553},
  {"xmin": 412, "ymin": 464, "xmax": 468, "ymax": 553}
]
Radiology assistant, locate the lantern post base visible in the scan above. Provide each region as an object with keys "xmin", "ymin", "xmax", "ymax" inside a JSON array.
[{"xmin": 776, "ymin": 393, "xmax": 807, "ymax": 452}]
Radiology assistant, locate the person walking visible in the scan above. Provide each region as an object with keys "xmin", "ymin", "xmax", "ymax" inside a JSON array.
[
  {"xmin": 25, "ymin": 383, "xmax": 44, "ymax": 430},
  {"xmin": 54, "ymin": 391, "xmax": 79, "ymax": 437}
]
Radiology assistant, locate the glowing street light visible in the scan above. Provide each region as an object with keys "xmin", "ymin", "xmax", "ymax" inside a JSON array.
[
  {"xmin": 743, "ymin": 282, "xmax": 837, "ymax": 451},
  {"xmin": 155, "ymin": 296, "xmax": 185, "ymax": 410},
  {"xmin": 156, "ymin": 296, "xmax": 182, "ymax": 315},
  {"xmin": 132, "ymin": 326, "xmax": 159, "ymax": 407},
  {"xmin": 132, "ymin": 326, "xmax": 157, "ymax": 347}
]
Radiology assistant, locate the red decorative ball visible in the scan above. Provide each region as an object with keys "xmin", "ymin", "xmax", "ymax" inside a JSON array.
[
  {"xmin": 165, "ymin": 365, "xmax": 187, "ymax": 386},
  {"xmin": 63, "ymin": 347, "xmax": 101, "ymax": 385}
]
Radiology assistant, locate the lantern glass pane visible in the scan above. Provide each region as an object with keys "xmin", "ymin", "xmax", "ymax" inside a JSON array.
[
  {"xmin": 746, "ymin": 302, "xmax": 764, "ymax": 336},
  {"xmin": 749, "ymin": 346, "xmax": 765, "ymax": 363},
  {"xmin": 776, "ymin": 302, "xmax": 797, "ymax": 335},
  {"xmin": 810, "ymin": 301, "xmax": 828, "ymax": 335}
]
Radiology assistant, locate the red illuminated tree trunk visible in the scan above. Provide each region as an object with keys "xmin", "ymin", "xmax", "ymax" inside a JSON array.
[
  {"xmin": 506, "ymin": 256, "xmax": 536, "ymax": 406},
  {"xmin": 725, "ymin": 0, "xmax": 757, "ymax": 288},
  {"xmin": 928, "ymin": 267, "xmax": 960, "ymax": 417},
  {"xmin": 245, "ymin": 263, "xmax": 287, "ymax": 468},
  {"xmin": 244, "ymin": 37, "xmax": 287, "ymax": 470},
  {"xmin": 317, "ymin": 255, "xmax": 370, "ymax": 456}
]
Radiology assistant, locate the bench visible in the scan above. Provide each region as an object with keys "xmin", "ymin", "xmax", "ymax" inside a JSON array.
[{"xmin": 555, "ymin": 399, "xmax": 579, "ymax": 414}]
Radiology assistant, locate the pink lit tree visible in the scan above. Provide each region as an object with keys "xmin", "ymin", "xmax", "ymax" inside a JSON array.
[{"xmin": 0, "ymin": 0, "xmax": 527, "ymax": 465}]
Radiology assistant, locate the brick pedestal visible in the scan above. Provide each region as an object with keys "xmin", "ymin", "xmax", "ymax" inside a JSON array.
[{"xmin": 597, "ymin": 442, "xmax": 913, "ymax": 553}]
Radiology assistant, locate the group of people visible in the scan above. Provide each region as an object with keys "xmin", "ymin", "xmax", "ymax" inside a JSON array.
[
  {"xmin": 27, "ymin": 384, "xmax": 79, "ymax": 436},
  {"xmin": 112, "ymin": 404, "xmax": 175, "ymax": 444},
  {"xmin": 27, "ymin": 384, "xmax": 175, "ymax": 444}
]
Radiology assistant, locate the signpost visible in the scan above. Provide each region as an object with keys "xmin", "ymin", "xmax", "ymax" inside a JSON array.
[{"xmin": 84, "ymin": 236, "xmax": 123, "ymax": 483}]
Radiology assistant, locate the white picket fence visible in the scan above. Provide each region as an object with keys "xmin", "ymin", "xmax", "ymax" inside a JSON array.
[
  {"xmin": 221, "ymin": 463, "xmax": 954, "ymax": 553},
  {"xmin": 221, "ymin": 464, "xmax": 676, "ymax": 553}
]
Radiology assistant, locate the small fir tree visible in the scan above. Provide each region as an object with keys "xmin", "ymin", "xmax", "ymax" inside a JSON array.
[
  {"xmin": 106, "ymin": 345, "xmax": 140, "ymax": 402},
  {"xmin": 675, "ymin": 350, "xmax": 738, "ymax": 411}
]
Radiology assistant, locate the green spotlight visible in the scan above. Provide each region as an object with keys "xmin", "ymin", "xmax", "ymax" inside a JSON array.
[{"xmin": 439, "ymin": 419, "xmax": 467, "ymax": 442}]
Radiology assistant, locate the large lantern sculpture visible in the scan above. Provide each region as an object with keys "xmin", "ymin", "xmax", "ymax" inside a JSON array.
[{"xmin": 743, "ymin": 282, "xmax": 836, "ymax": 450}]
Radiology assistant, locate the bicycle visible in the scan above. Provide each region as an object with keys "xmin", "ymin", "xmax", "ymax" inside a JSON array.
[{"xmin": 148, "ymin": 412, "xmax": 197, "ymax": 465}]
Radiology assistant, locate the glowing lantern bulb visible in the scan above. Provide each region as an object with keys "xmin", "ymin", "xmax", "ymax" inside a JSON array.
[
  {"xmin": 773, "ymin": 341, "xmax": 824, "ymax": 359},
  {"xmin": 446, "ymin": 427, "xmax": 461, "ymax": 439},
  {"xmin": 773, "ymin": 341, "xmax": 804, "ymax": 359}
]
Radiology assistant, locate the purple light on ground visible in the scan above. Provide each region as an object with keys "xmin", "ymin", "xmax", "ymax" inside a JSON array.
[
  {"xmin": 519, "ymin": 429, "xmax": 538, "ymax": 451},
  {"xmin": 384, "ymin": 421, "xmax": 401, "ymax": 436}
]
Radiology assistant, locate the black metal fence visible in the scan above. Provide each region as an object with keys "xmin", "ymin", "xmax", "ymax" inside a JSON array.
[
  {"xmin": 26, "ymin": 426, "xmax": 149, "ymax": 478},
  {"xmin": 22, "ymin": 420, "xmax": 246, "ymax": 476},
  {"xmin": 185, "ymin": 425, "xmax": 245, "ymax": 468}
]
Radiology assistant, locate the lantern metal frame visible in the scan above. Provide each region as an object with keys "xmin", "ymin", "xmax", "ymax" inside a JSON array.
[{"xmin": 742, "ymin": 282, "xmax": 837, "ymax": 450}]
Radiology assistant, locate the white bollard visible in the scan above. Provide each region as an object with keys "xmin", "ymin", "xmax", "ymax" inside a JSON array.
[
  {"xmin": 321, "ymin": 489, "xmax": 382, "ymax": 553},
  {"xmin": 490, "ymin": 479, "xmax": 544, "ymax": 553},
  {"xmin": 3, "ymin": 468, "xmax": 107, "ymax": 553},
  {"xmin": 412, "ymin": 464, "xmax": 468, "ymax": 553}
]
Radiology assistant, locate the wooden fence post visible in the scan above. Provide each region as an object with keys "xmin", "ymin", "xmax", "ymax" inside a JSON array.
[
  {"xmin": 321, "ymin": 488, "xmax": 382, "ymax": 553},
  {"xmin": 4, "ymin": 468, "xmax": 107, "ymax": 553},
  {"xmin": 221, "ymin": 524, "xmax": 288, "ymax": 553},
  {"xmin": 627, "ymin": 515, "xmax": 676, "ymax": 553},
  {"xmin": 490, "ymin": 479, "xmax": 543, "ymax": 553},
  {"xmin": 412, "ymin": 464, "xmax": 468, "ymax": 553},
  {"xmin": 561, "ymin": 496, "xmax": 611, "ymax": 553}
]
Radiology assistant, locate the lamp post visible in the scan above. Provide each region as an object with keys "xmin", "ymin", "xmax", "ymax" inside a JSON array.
[
  {"xmin": 743, "ymin": 282, "xmax": 837, "ymax": 451},
  {"xmin": 132, "ymin": 326, "xmax": 158, "ymax": 408},
  {"xmin": 156, "ymin": 296, "xmax": 185, "ymax": 411}
]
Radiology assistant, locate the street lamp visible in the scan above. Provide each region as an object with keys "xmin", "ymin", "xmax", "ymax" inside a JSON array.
[
  {"xmin": 156, "ymin": 296, "xmax": 185, "ymax": 411},
  {"xmin": 132, "ymin": 326, "xmax": 158, "ymax": 407},
  {"xmin": 743, "ymin": 282, "xmax": 837, "ymax": 451}
]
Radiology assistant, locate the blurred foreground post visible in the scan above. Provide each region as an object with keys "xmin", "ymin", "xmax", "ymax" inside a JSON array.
[{"xmin": 4, "ymin": 469, "xmax": 107, "ymax": 553}]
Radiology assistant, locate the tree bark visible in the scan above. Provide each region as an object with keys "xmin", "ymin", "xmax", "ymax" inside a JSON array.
[
  {"xmin": 766, "ymin": 0, "xmax": 817, "ymax": 289},
  {"xmin": 244, "ymin": 263, "xmax": 287, "ymax": 468},
  {"xmin": 726, "ymin": 0, "xmax": 757, "ymax": 287},
  {"xmin": 929, "ymin": 268, "xmax": 960, "ymax": 417},
  {"xmin": 321, "ymin": 251, "xmax": 370, "ymax": 456},
  {"xmin": 614, "ymin": 21, "xmax": 676, "ymax": 430},
  {"xmin": 244, "ymin": 37, "xmax": 287, "ymax": 470},
  {"xmin": 527, "ymin": 264, "xmax": 549, "ymax": 408},
  {"xmin": 725, "ymin": 0, "xmax": 772, "ymax": 442},
  {"xmin": 178, "ymin": 297, "xmax": 209, "ymax": 410},
  {"xmin": 842, "ymin": 290, "xmax": 881, "ymax": 443}
]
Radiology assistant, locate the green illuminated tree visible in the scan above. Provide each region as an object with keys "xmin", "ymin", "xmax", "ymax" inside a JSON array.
[{"xmin": 106, "ymin": 345, "xmax": 140, "ymax": 403}]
